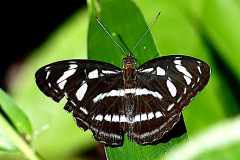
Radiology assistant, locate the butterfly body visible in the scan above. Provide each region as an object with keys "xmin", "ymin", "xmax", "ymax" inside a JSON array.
[
  {"xmin": 122, "ymin": 55, "xmax": 137, "ymax": 127},
  {"xmin": 35, "ymin": 54, "xmax": 210, "ymax": 146}
]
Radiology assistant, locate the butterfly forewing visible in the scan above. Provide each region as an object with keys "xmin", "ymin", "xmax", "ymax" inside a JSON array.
[{"xmin": 35, "ymin": 59, "xmax": 121, "ymax": 102}]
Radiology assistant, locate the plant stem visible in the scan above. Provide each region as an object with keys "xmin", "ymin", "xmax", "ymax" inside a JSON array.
[{"xmin": 0, "ymin": 114, "xmax": 41, "ymax": 160}]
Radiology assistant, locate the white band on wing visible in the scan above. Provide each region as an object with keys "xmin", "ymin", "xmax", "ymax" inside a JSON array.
[{"xmin": 93, "ymin": 88, "xmax": 162, "ymax": 103}]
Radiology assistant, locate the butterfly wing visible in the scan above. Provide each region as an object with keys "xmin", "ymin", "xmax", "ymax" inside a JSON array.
[
  {"xmin": 35, "ymin": 59, "xmax": 125, "ymax": 146},
  {"xmin": 129, "ymin": 55, "xmax": 210, "ymax": 144}
]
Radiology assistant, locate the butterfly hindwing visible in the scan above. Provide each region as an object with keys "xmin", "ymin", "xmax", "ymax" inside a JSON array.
[{"xmin": 71, "ymin": 75, "xmax": 125, "ymax": 146}]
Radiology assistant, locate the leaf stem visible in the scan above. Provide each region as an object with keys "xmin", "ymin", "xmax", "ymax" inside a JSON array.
[{"xmin": 0, "ymin": 113, "xmax": 41, "ymax": 160}]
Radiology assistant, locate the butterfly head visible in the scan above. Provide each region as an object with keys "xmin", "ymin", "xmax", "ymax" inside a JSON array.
[{"xmin": 123, "ymin": 54, "xmax": 136, "ymax": 69}]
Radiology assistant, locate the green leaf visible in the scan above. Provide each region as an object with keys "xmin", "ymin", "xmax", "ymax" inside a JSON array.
[
  {"xmin": 0, "ymin": 127, "xmax": 16, "ymax": 151},
  {"xmin": 202, "ymin": 0, "xmax": 240, "ymax": 80},
  {"xmin": 87, "ymin": 0, "xmax": 187, "ymax": 159},
  {"xmin": 0, "ymin": 89, "xmax": 32, "ymax": 141},
  {"xmin": 0, "ymin": 111, "xmax": 41, "ymax": 160},
  {"xmin": 0, "ymin": 90, "xmax": 41, "ymax": 159},
  {"xmin": 87, "ymin": 0, "xmax": 158, "ymax": 66},
  {"xmin": 165, "ymin": 116, "xmax": 240, "ymax": 160},
  {"xmin": 106, "ymin": 134, "xmax": 187, "ymax": 160},
  {"xmin": 0, "ymin": 151, "xmax": 27, "ymax": 160}
]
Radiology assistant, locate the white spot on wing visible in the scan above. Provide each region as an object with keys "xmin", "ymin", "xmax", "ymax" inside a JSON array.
[
  {"xmin": 134, "ymin": 114, "xmax": 141, "ymax": 122},
  {"xmin": 112, "ymin": 115, "xmax": 119, "ymax": 122},
  {"xmin": 125, "ymin": 88, "xmax": 136, "ymax": 94},
  {"xmin": 93, "ymin": 94, "xmax": 101, "ymax": 103},
  {"xmin": 45, "ymin": 66, "xmax": 51, "ymax": 70},
  {"xmin": 167, "ymin": 80, "xmax": 177, "ymax": 97},
  {"xmin": 95, "ymin": 115, "xmax": 103, "ymax": 121},
  {"xmin": 102, "ymin": 70, "xmax": 119, "ymax": 74},
  {"xmin": 184, "ymin": 75, "xmax": 191, "ymax": 85},
  {"xmin": 155, "ymin": 111, "xmax": 163, "ymax": 118},
  {"xmin": 167, "ymin": 104, "xmax": 174, "ymax": 111},
  {"xmin": 135, "ymin": 88, "xmax": 147, "ymax": 95},
  {"xmin": 76, "ymin": 117, "xmax": 89, "ymax": 127},
  {"xmin": 175, "ymin": 65, "xmax": 192, "ymax": 78},
  {"xmin": 80, "ymin": 107, "xmax": 88, "ymax": 114},
  {"xmin": 58, "ymin": 80, "xmax": 67, "ymax": 89},
  {"xmin": 71, "ymin": 100, "xmax": 76, "ymax": 106},
  {"xmin": 197, "ymin": 66, "xmax": 202, "ymax": 74},
  {"xmin": 104, "ymin": 114, "xmax": 112, "ymax": 122},
  {"xmin": 197, "ymin": 77, "xmax": 200, "ymax": 82},
  {"xmin": 88, "ymin": 69, "xmax": 98, "ymax": 79},
  {"xmin": 135, "ymin": 88, "xmax": 162, "ymax": 100},
  {"xmin": 141, "ymin": 113, "xmax": 147, "ymax": 121},
  {"xmin": 113, "ymin": 89, "xmax": 124, "ymax": 96},
  {"xmin": 46, "ymin": 71, "xmax": 50, "ymax": 79},
  {"xmin": 148, "ymin": 112, "xmax": 154, "ymax": 120},
  {"xmin": 76, "ymin": 82, "xmax": 88, "ymax": 101},
  {"xmin": 120, "ymin": 115, "xmax": 127, "ymax": 122},
  {"xmin": 57, "ymin": 69, "xmax": 76, "ymax": 83},
  {"xmin": 141, "ymin": 68, "xmax": 154, "ymax": 73},
  {"xmin": 174, "ymin": 60, "xmax": 181, "ymax": 65},
  {"xmin": 177, "ymin": 97, "xmax": 182, "ymax": 103},
  {"xmin": 183, "ymin": 88, "xmax": 187, "ymax": 94},
  {"xmin": 156, "ymin": 66, "xmax": 165, "ymax": 76},
  {"xmin": 69, "ymin": 64, "xmax": 78, "ymax": 69},
  {"xmin": 191, "ymin": 83, "xmax": 195, "ymax": 88}
]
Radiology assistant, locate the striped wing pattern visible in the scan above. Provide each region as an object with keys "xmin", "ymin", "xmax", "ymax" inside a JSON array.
[
  {"xmin": 130, "ymin": 55, "xmax": 210, "ymax": 144},
  {"xmin": 35, "ymin": 55, "xmax": 210, "ymax": 146}
]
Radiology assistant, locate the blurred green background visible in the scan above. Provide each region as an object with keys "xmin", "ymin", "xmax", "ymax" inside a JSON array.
[{"xmin": 1, "ymin": 0, "xmax": 240, "ymax": 159}]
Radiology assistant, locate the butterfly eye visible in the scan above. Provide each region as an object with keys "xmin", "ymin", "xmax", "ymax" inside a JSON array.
[{"xmin": 123, "ymin": 56, "xmax": 136, "ymax": 64}]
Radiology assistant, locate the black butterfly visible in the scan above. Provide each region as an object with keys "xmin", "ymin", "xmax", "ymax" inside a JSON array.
[{"xmin": 35, "ymin": 54, "xmax": 210, "ymax": 146}]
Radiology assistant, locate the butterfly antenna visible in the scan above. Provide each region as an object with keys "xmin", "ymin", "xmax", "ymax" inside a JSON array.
[
  {"xmin": 117, "ymin": 34, "xmax": 140, "ymax": 65},
  {"xmin": 116, "ymin": 34, "xmax": 132, "ymax": 56},
  {"xmin": 132, "ymin": 11, "xmax": 161, "ymax": 52},
  {"xmin": 96, "ymin": 18, "xmax": 127, "ymax": 56}
]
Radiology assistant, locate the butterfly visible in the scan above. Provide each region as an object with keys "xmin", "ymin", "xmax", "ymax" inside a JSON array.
[{"xmin": 35, "ymin": 53, "xmax": 210, "ymax": 146}]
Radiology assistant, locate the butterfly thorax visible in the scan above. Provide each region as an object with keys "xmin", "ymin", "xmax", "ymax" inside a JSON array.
[
  {"xmin": 122, "ymin": 55, "xmax": 137, "ymax": 88},
  {"xmin": 123, "ymin": 55, "xmax": 136, "ymax": 86}
]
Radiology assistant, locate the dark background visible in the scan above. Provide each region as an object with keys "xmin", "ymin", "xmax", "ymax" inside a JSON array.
[{"xmin": 1, "ymin": 1, "xmax": 86, "ymax": 89}]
